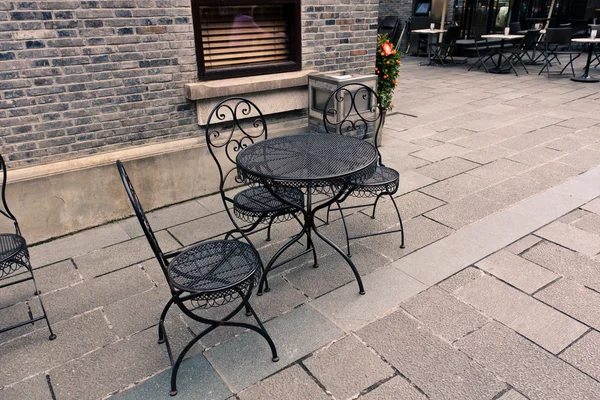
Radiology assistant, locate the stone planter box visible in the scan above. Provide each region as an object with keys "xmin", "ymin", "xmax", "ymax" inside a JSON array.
[{"xmin": 308, "ymin": 71, "xmax": 378, "ymax": 135}]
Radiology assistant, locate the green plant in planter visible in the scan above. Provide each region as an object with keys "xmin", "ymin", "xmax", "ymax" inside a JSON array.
[{"xmin": 375, "ymin": 34, "xmax": 401, "ymax": 110}]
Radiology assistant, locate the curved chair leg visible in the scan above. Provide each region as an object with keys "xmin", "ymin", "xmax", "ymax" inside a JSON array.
[
  {"xmin": 389, "ymin": 194, "xmax": 405, "ymax": 249},
  {"xmin": 306, "ymin": 229, "xmax": 318, "ymax": 268},
  {"xmin": 325, "ymin": 203, "xmax": 332, "ymax": 224},
  {"xmin": 266, "ymin": 215, "xmax": 276, "ymax": 241},
  {"xmin": 170, "ymin": 297, "xmax": 278, "ymax": 396},
  {"xmin": 30, "ymin": 266, "xmax": 56, "ymax": 340},
  {"xmin": 336, "ymin": 201, "xmax": 352, "ymax": 257},
  {"xmin": 371, "ymin": 193, "xmax": 384, "ymax": 219},
  {"xmin": 257, "ymin": 228, "xmax": 306, "ymax": 295},
  {"xmin": 158, "ymin": 297, "xmax": 175, "ymax": 344}
]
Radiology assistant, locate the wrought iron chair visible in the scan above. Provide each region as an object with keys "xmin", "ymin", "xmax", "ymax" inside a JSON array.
[
  {"xmin": 538, "ymin": 28, "xmax": 582, "ymax": 78},
  {"xmin": 116, "ymin": 160, "xmax": 278, "ymax": 396},
  {"xmin": 205, "ymin": 98, "xmax": 305, "ymax": 243},
  {"xmin": 429, "ymin": 25, "xmax": 462, "ymax": 66},
  {"xmin": 323, "ymin": 83, "xmax": 405, "ymax": 257},
  {"xmin": 467, "ymin": 26, "xmax": 497, "ymax": 73},
  {"xmin": 0, "ymin": 154, "xmax": 55, "ymax": 341}
]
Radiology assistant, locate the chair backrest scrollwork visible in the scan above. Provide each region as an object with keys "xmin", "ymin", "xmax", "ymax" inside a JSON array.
[
  {"xmin": 323, "ymin": 83, "xmax": 384, "ymax": 164},
  {"xmin": 205, "ymin": 97, "xmax": 267, "ymax": 198}
]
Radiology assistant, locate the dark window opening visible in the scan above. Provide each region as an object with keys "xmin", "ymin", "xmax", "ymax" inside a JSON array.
[{"xmin": 191, "ymin": 0, "xmax": 301, "ymax": 81}]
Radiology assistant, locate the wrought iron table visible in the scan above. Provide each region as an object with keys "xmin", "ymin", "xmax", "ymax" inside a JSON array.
[
  {"xmin": 571, "ymin": 38, "xmax": 600, "ymax": 83},
  {"xmin": 237, "ymin": 133, "xmax": 378, "ymax": 295}
]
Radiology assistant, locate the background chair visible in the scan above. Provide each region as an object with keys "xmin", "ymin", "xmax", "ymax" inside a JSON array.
[
  {"xmin": 538, "ymin": 28, "xmax": 581, "ymax": 78},
  {"xmin": 467, "ymin": 26, "xmax": 497, "ymax": 73},
  {"xmin": 322, "ymin": 83, "xmax": 404, "ymax": 257},
  {"xmin": 117, "ymin": 160, "xmax": 278, "ymax": 396},
  {"xmin": 378, "ymin": 16, "xmax": 401, "ymax": 45},
  {"xmin": 0, "ymin": 154, "xmax": 55, "ymax": 341},
  {"xmin": 510, "ymin": 21, "xmax": 523, "ymax": 35},
  {"xmin": 429, "ymin": 25, "xmax": 462, "ymax": 66},
  {"xmin": 496, "ymin": 29, "xmax": 541, "ymax": 75}
]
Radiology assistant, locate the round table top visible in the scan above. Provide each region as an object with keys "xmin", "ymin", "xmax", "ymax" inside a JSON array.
[{"xmin": 236, "ymin": 133, "xmax": 378, "ymax": 187}]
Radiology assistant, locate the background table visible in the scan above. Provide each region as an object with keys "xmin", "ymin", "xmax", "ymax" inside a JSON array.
[
  {"xmin": 237, "ymin": 133, "xmax": 378, "ymax": 295},
  {"xmin": 412, "ymin": 29, "xmax": 447, "ymax": 66},
  {"xmin": 571, "ymin": 38, "xmax": 600, "ymax": 82},
  {"xmin": 482, "ymin": 34, "xmax": 524, "ymax": 73}
]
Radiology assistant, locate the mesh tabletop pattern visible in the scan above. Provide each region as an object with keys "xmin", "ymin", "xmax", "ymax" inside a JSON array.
[
  {"xmin": 168, "ymin": 240, "xmax": 259, "ymax": 295},
  {"xmin": 237, "ymin": 133, "xmax": 378, "ymax": 188},
  {"xmin": 0, "ymin": 233, "xmax": 28, "ymax": 279}
]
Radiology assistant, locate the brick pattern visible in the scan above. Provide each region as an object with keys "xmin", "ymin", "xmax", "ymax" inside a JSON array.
[
  {"xmin": 0, "ymin": 1, "xmax": 199, "ymax": 167},
  {"xmin": 302, "ymin": 0, "xmax": 379, "ymax": 74},
  {"xmin": 0, "ymin": 1, "xmax": 384, "ymax": 168}
]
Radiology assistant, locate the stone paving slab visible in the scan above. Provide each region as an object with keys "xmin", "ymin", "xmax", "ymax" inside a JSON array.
[
  {"xmin": 497, "ymin": 390, "xmax": 529, "ymax": 400},
  {"xmin": 0, "ymin": 310, "xmax": 114, "ymax": 387},
  {"xmin": 237, "ymin": 365, "xmax": 328, "ymax": 400},
  {"xmin": 50, "ymin": 328, "xmax": 172, "ymax": 400},
  {"xmin": 560, "ymin": 330, "xmax": 600, "ymax": 381},
  {"xmin": 118, "ymin": 199, "xmax": 213, "ymax": 239},
  {"xmin": 505, "ymin": 235, "xmax": 542, "ymax": 255},
  {"xmin": 523, "ymin": 241, "xmax": 600, "ymax": 292},
  {"xmin": 534, "ymin": 278, "xmax": 600, "ymax": 330},
  {"xmin": 357, "ymin": 310, "xmax": 506, "ymax": 400},
  {"xmin": 111, "ymin": 355, "xmax": 231, "ymax": 400},
  {"xmin": 535, "ymin": 221, "xmax": 600, "ymax": 257},
  {"xmin": 456, "ymin": 322, "xmax": 600, "ymax": 400},
  {"xmin": 415, "ymin": 157, "xmax": 479, "ymax": 180},
  {"xmin": 32, "ymin": 265, "xmax": 154, "ymax": 323},
  {"xmin": 29, "ymin": 223, "xmax": 131, "ymax": 267},
  {"xmin": 400, "ymin": 286, "xmax": 488, "ymax": 343},
  {"xmin": 0, "ymin": 302, "xmax": 36, "ymax": 343},
  {"xmin": 571, "ymin": 212, "xmax": 600, "ymax": 235},
  {"xmin": 455, "ymin": 274, "xmax": 587, "ymax": 354},
  {"xmin": 475, "ymin": 250, "xmax": 559, "ymax": 294},
  {"xmin": 360, "ymin": 376, "xmax": 427, "ymax": 400},
  {"xmin": 0, "ymin": 374, "xmax": 52, "ymax": 400},
  {"xmin": 204, "ymin": 305, "xmax": 343, "ymax": 393},
  {"xmin": 309, "ymin": 265, "xmax": 426, "ymax": 332},
  {"xmin": 73, "ymin": 230, "xmax": 180, "ymax": 279},
  {"xmin": 303, "ymin": 335, "xmax": 394, "ymax": 400}
]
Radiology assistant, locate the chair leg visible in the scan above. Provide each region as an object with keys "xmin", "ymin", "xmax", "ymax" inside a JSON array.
[
  {"xmin": 30, "ymin": 266, "xmax": 56, "ymax": 340},
  {"xmin": 265, "ymin": 215, "xmax": 276, "ymax": 241},
  {"xmin": 389, "ymin": 194, "xmax": 405, "ymax": 249},
  {"xmin": 325, "ymin": 203, "xmax": 332, "ymax": 224},
  {"xmin": 371, "ymin": 194, "xmax": 384, "ymax": 219},
  {"xmin": 158, "ymin": 297, "xmax": 175, "ymax": 344},
  {"xmin": 336, "ymin": 201, "xmax": 352, "ymax": 257},
  {"xmin": 170, "ymin": 296, "xmax": 278, "ymax": 396}
]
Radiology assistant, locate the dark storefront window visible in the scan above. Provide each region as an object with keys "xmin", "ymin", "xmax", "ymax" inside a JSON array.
[
  {"xmin": 191, "ymin": 0, "xmax": 301, "ymax": 81},
  {"xmin": 454, "ymin": 0, "xmax": 593, "ymax": 37}
]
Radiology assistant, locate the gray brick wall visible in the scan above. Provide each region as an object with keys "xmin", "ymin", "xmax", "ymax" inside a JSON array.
[
  {"xmin": 0, "ymin": 0, "xmax": 198, "ymax": 167},
  {"xmin": 0, "ymin": 1, "xmax": 381, "ymax": 168},
  {"xmin": 302, "ymin": 0, "xmax": 379, "ymax": 75}
]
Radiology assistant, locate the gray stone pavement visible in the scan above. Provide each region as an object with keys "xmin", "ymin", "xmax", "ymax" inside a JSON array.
[{"xmin": 2, "ymin": 56, "xmax": 600, "ymax": 399}]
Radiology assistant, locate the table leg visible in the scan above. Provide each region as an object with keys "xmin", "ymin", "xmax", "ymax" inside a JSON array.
[
  {"xmin": 258, "ymin": 184, "xmax": 366, "ymax": 296},
  {"xmin": 572, "ymin": 43, "xmax": 599, "ymax": 83},
  {"xmin": 488, "ymin": 39, "xmax": 512, "ymax": 74},
  {"xmin": 420, "ymin": 34, "xmax": 433, "ymax": 66}
]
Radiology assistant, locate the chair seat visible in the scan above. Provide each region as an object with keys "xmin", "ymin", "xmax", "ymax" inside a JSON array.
[
  {"xmin": 0, "ymin": 233, "xmax": 28, "ymax": 278},
  {"xmin": 233, "ymin": 186, "xmax": 304, "ymax": 222},
  {"xmin": 350, "ymin": 166, "xmax": 399, "ymax": 197},
  {"xmin": 168, "ymin": 240, "xmax": 260, "ymax": 295}
]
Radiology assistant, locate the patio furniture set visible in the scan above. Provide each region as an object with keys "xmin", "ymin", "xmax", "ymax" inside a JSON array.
[
  {"xmin": 421, "ymin": 24, "xmax": 600, "ymax": 82},
  {"xmin": 0, "ymin": 84, "xmax": 406, "ymax": 396}
]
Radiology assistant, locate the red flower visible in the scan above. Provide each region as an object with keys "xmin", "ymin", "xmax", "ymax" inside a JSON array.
[{"xmin": 382, "ymin": 41, "xmax": 393, "ymax": 57}]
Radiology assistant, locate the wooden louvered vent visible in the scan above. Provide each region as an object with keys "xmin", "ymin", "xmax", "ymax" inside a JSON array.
[{"xmin": 191, "ymin": 2, "xmax": 301, "ymax": 81}]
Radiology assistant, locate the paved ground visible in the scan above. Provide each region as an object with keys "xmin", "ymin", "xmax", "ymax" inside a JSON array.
[{"xmin": 2, "ymin": 56, "xmax": 600, "ymax": 400}]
